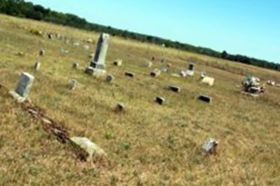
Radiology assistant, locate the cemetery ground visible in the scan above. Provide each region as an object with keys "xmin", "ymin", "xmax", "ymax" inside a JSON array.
[{"xmin": 0, "ymin": 14, "xmax": 280, "ymax": 185}]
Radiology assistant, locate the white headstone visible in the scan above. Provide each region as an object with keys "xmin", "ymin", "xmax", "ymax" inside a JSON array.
[
  {"xmin": 10, "ymin": 72, "xmax": 35, "ymax": 102},
  {"xmin": 90, "ymin": 33, "xmax": 110, "ymax": 69}
]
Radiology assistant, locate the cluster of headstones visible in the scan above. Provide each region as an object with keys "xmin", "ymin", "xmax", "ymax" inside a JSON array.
[{"xmin": 8, "ymin": 32, "xmax": 218, "ymax": 155}]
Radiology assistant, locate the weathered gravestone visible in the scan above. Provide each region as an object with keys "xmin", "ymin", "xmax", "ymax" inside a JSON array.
[
  {"xmin": 34, "ymin": 61, "xmax": 41, "ymax": 71},
  {"xmin": 72, "ymin": 63, "xmax": 79, "ymax": 69},
  {"xmin": 39, "ymin": 48, "xmax": 45, "ymax": 56},
  {"xmin": 68, "ymin": 79, "xmax": 77, "ymax": 90},
  {"xmin": 125, "ymin": 72, "xmax": 135, "ymax": 78},
  {"xmin": 10, "ymin": 72, "xmax": 35, "ymax": 102},
  {"xmin": 155, "ymin": 96, "xmax": 166, "ymax": 105},
  {"xmin": 198, "ymin": 95, "xmax": 212, "ymax": 103},
  {"xmin": 113, "ymin": 59, "xmax": 123, "ymax": 66},
  {"xmin": 85, "ymin": 33, "xmax": 110, "ymax": 76},
  {"xmin": 106, "ymin": 75, "xmax": 114, "ymax": 83},
  {"xmin": 70, "ymin": 137, "xmax": 106, "ymax": 161},
  {"xmin": 202, "ymin": 138, "xmax": 218, "ymax": 155},
  {"xmin": 150, "ymin": 69, "xmax": 161, "ymax": 77},
  {"xmin": 169, "ymin": 85, "xmax": 181, "ymax": 93},
  {"xmin": 115, "ymin": 103, "xmax": 125, "ymax": 113}
]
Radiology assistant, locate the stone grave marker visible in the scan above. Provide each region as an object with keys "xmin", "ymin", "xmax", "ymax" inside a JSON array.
[
  {"xmin": 10, "ymin": 72, "xmax": 35, "ymax": 102},
  {"xmin": 198, "ymin": 95, "xmax": 212, "ymax": 103},
  {"xmin": 85, "ymin": 33, "xmax": 110, "ymax": 76}
]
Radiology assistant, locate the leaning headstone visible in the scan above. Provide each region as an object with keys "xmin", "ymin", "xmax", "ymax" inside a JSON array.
[
  {"xmin": 68, "ymin": 79, "xmax": 77, "ymax": 90},
  {"xmin": 113, "ymin": 59, "xmax": 122, "ymax": 66},
  {"xmin": 70, "ymin": 137, "xmax": 106, "ymax": 161},
  {"xmin": 169, "ymin": 85, "xmax": 181, "ymax": 93},
  {"xmin": 202, "ymin": 138, "xmax": 218, "ymax": 155},
  {"xmin": 34, "ymin": 61, "xmax": 41, "ymax": 71},
  {"xmin": 10, "ymin": 72, "xmax": 35, "ymax": 102},
  {"xmin": 106, "ymin": 75, "xmax": 114, "ymax": 83},
  {"xmin": 198, "ymin": 95, "xmax": 212, "ymax": 103},
  {"xmin": 85, "ymin": 33, "xmax": 110, "ymax": 76},
  {"xmin": 155, "ymin": 96, "xmax": 165, "ymax": 105},
  {"xmin": 115, "ymin": 103, "xmax": 125, "ymax": 113},
  {"xmin": 150, "ymin": 69, "xmax": 161, "ymax": 77},
  {"xmin": 72, "ymin": 63, "xmax": 79, "ymax": 69},
  {"xmin": 125, "ymin": 72, "xmax": 135, "ymax": 78}
]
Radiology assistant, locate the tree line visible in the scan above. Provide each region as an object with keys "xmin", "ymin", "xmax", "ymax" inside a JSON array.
[{"xmin": 0, "ymin": 0, "xmax": 279, "ymax": 71}]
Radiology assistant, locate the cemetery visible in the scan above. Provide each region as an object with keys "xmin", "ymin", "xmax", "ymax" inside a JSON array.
[{"xmin": 0, "ymin": 14, "xmax": 279, "ymax": 185}]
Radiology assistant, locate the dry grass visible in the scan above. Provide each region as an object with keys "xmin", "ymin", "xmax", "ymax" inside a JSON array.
[{"xmin": 0, "ymin": 14, "xmax": 280, "ymax": 185}]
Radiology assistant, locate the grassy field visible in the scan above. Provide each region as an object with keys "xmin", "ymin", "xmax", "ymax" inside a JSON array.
[{"xmin": 0, "ymin": 14, "xmax": 280, "ymax": 185}]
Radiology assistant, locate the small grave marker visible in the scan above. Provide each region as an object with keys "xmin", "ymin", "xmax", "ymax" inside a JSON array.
[
  {"xmin": 198, "ymin": 95, "xmax": 212, "ymax": 103},
  {"xmin": 155, "ymin": 96, "xmax": 165, "ymax": 105}
]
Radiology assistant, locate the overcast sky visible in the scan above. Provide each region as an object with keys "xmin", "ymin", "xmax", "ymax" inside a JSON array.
[{"xmin": 29, "ymin": 0, "xmax": 280, "ymax": 63}]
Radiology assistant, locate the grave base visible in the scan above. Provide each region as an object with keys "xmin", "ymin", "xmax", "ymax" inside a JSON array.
[{"xmin": 9, "ymin": 91, "xmax": 27, "ymax": 103}]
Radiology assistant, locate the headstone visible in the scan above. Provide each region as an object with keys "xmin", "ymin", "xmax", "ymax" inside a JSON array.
[
  {"xmin": 150, "ymin": 69, "xmax": 161, "ymax": 77},
  {"xmin": 155, "ymin": 96, "xmax": 165, "ymax": 105},
  {"xmin": 84, "ymin": 45, "xmax": 90, "ymax": 50},
  {"xmin": 115, "ymin": 103, "xmax": 125, "ymax": 112},
  {"xmin": 169, "ymin": 85, "xmax": 181, "ymax": 93},
  {"xmin": 125, "ymin": 72, "xmax": 135, "ymax": 78},
  {"xmin": 201, "ymin": 76, "xmax": 215, "ymax": 86},
  {"xmin": 72, "ymin": 63, "xmax": 79, "ymax": 69},
  {"xmin": 34, "ymin": 61, "xmax": 41, "ymax": 71},
  {"xmin": 202, "ymin": 138, "xmax": 218, "ymax": 155},
  {"xmin": 198, "ymin": 95, "xmax": 212, "ymax": 103},
  {"xmin": 70, "ymin": 137, "xmax": 106, "ymax": 161},
  {"xmin": 145, "ymin": 61, "xmax": 153, "ymax": 68},
  {"xmin": 106, "ymin": 75, "xmax": 114, "ymax": 83},
  {"xmin": 85, "ymin": 33, "xmax": 110, "ymax": 76},
  {"xmin": 68, "ymin": 79, "xmax": 77, "ymax": 90},
  {"xmin": 188, "ymin": 63, "xmax": 195, "ymax": 71},
  {"xmin": 10, "ymin": 72, "xmax": 35, "ymax": 102},
  {"xmin": 113, "ymin": 59, "xmax": 122, "ymax": 66},
  {"xmin": 39, "ymin": 48, "xmax": 45, "ymax": 56}
]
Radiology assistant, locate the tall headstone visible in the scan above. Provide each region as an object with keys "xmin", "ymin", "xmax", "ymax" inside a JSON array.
[
  {"xmin": 10, "ymin": 72, "xmax": 35, "ymax": 102},
  {"xmin": 85, "ymin": 33, "xmax": 110, "ymax": 76}
]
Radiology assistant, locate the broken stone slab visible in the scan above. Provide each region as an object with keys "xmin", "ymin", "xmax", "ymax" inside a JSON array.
[
  {"xmin": 70, "ymin": 137, "xmax": 106, "ymax": 160},
  {"xmin": 168, "ymin": 85, "xmax": 181, "ymax": 93},
  {"xmin": 115, "ymin": 103, "xmax": 125, "ymax": 112},
  {"xmin": 34, "ymin": 61, "xmax": 41, "ymax": 71},
  {"xmin": 150, "ymin": 69, "xmax": 161, "ymax": 77},
  {"xmin": 113, "ymin": 59, "xmax": 123, "ymax": 66},
  {"xmin": 125, "ymin": 72, "xmax": 135, "ymax": 78},
  {"xmin": 106, "ymin": 74, "xmax": 114, "ymax": 83},
  {"xmin": 68, "ymin": 79, "xmax": 77, "ymax": 90},
  {"xmin": 155, "ymin": 96, "xmax": 165, "ymax": 105},
  {"xmin": 202, "ymin": 138, "xmax": 218, "ymax": 155},
  {"xmin": 9, "ymin": 72, "xmax": 34, "ymax": 103},
  {"xmin": 198, "ymin": 95, "xmax": 212, "ymax": 103}
]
